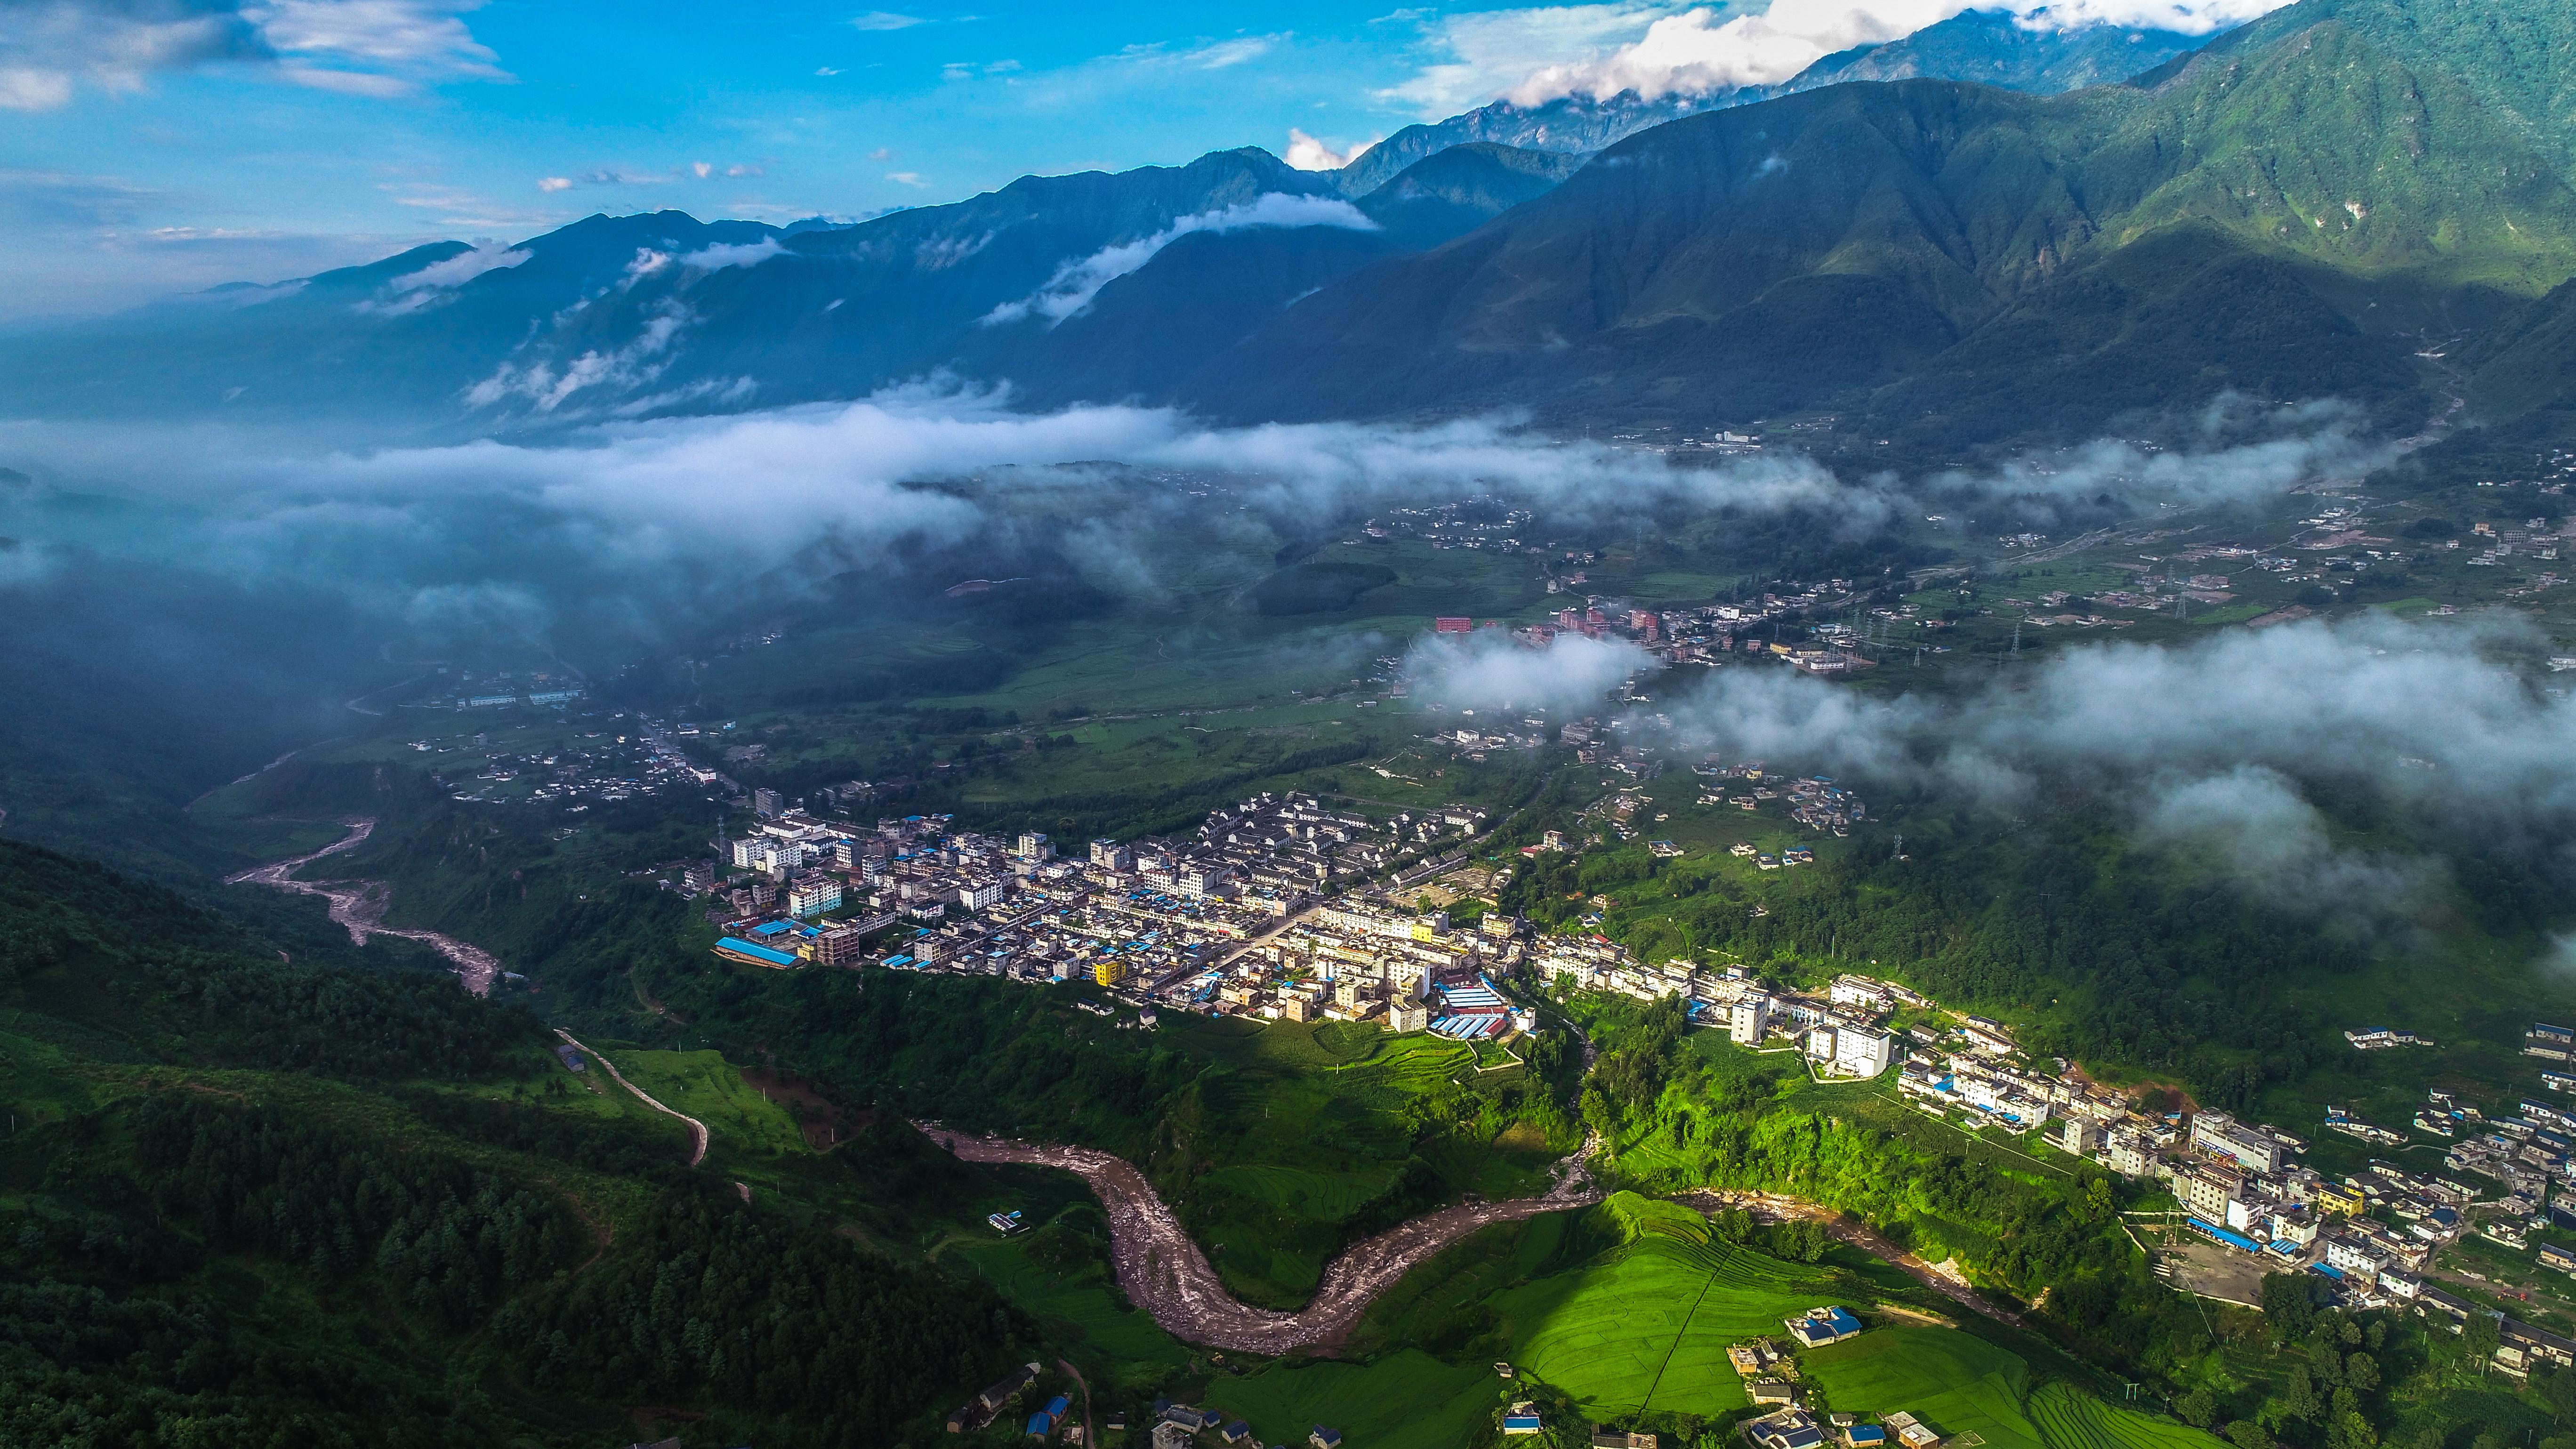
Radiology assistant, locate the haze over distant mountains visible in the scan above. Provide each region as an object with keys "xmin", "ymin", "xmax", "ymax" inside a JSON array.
[{"xmin": 8, "ymin": 0, "xmax": 2576, "ymax": 459}]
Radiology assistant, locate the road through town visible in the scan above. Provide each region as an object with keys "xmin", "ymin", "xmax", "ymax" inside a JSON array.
[{"xmin": 922, "ymin": 1126, "xmax": 1602, "ymax": 1354}]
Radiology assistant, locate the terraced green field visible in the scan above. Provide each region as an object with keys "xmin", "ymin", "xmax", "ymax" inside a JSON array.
[
  {"xmin": 2029, "ymin": 1383, "xmax": 2226, "ymax": 1449},
  {"xmin": 1803, "ymin": 1328, "xmax": 2044, "ymax": 1449},
  {"xmin": 1492, "ymin": 1195, "xmax": 1843, "ymax": 1417}
]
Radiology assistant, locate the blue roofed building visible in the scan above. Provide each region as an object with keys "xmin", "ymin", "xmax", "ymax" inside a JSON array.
[
  {"xmin": 713, "ymin": 936, "xmax": 800, "ymax": 969},
  {"xmin": 1786, "ymin": 1306, "xmax": 1864, "ymax": 1346}
]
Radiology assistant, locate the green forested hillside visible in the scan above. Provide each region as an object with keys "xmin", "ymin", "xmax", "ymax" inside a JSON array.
[
  {"xmin": 0, "ymin": 837, "xmax": 1026, "ymax": 1449},
  {"xmin": 1188, "ymin": 0, "xmax": 2576, "ymax": 446}
]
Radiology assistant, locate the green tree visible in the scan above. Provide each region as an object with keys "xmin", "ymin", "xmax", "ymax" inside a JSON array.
[{"xmin": 2464, "ymin": 1315, "xmax": 2502, "ymax": 1364}]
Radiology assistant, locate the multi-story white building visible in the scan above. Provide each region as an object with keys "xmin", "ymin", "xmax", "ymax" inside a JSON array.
[
  {"xmin": 2191, "ymin": 1110, "xmax": 2286, "ymax": 1175},
  {"xmin": 1731, "ymin": 994, "xmax": 1773, "ymax": 1045},
  {"xmin": 1831, "ymin": 1025, "xmax": 1894, "ymax": 1079}
]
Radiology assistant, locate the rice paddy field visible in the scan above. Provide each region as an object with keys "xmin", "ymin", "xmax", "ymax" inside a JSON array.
[{"xmin": 2027, "ymin": 1383, "xmax": 2228, "ymax": 1449}]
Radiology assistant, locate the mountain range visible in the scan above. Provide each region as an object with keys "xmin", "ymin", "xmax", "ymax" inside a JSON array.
[{"xmin": 7, "ymin": 0, "xmax": 2576, "ymax": 459}]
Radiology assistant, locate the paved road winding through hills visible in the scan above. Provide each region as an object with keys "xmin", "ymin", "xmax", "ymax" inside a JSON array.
[
  {"xmin": 226, "ymin": 819, "xmax": 504, "ymax": 995},
  {"xmin": 922, "ymin": 1126, "xmax": 1602, "ymax": 1354},
  {"xmin": 561, "ymin": 1030, "xmax": 710, "ymax": 1167}
]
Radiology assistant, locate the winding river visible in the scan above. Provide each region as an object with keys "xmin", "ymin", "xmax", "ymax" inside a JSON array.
[
  {"xmin": 226, "ymin": 819, "xmax": 504, "ymax": 995},
  {"xmin": 926, "ymin": 1129, "xmax": 2029, "ymax": 1352},
  {"xmin": 926, "ymin": 1127, "xmax": 1603, "ymax": 1354}
]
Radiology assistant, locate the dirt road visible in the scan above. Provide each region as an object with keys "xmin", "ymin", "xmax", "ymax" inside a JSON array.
[
  {"xmin": 226, "ymin": 820, "xmax": 504, "ymax": 995},
  {"xmin": 561, "ymin": 1030, "xmax": 710, "ymax": 1167},
  {"xmin": 923, "ymin": 1126, "xmax": 1602, "ymax": 1354}
]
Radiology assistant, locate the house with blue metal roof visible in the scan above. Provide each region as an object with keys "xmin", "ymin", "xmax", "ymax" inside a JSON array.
[{"xmin": 1786, "ymin": 1305, "xmax": 1864, "ymax": 1346}]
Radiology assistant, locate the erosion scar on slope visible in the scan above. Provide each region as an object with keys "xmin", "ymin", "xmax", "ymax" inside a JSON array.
[{"xmin": 919, "ymin": 1124, "xmax": 1603, "ymax": 1355}]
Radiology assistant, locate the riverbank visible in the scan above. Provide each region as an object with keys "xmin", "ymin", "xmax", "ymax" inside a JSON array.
[
  {"xmin": 922, "ymin": 1126, "xmax": 1602, "ymax": 1355},
  {"xmin": 225, "ymin": 819, "xmax": 504, "ymax": 995}
]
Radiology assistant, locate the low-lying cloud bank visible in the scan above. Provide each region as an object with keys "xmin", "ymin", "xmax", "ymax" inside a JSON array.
[
  {"xmin": 0, "ymin": 382, "xmax": 2392, "ymax": 658},
  {"xmin": 1404, "ymin": 629, "xmax": 1658, "ymax": 715},
  {"xmin": 1639, "ymin": 613, "xmax": 2576, "ymax": 926}
]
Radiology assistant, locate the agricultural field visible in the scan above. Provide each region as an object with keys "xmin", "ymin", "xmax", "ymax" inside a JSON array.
[
  {"xmin": 1803, "ymin": 1328, "xmax": 2045, "ymax": 1449},
  {"xmin": 2027, "ymin": 1383, "xmax": 2226, "ymax": 1449},
  {"xmin": 1490, "ymin": 1195, "xmax": 1842, "ymax": 1417},
  {"xmin": 1210, "ymin": 1194, "xmax": 2192, "ymax": 1449}
]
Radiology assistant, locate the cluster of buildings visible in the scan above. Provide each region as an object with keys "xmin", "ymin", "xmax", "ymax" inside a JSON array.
[
  {"xmin": 1727, "ymin": 1310, "xmax": 1954, "ymax": 1449},
  {"xmin": 440, "ymin": 669, "xmax": 585, "ymax": 711},
  {"xmin": 1522, "ymin": 951, "xmax": 1910, "ymax": 1082},
  {"xmin": 1695, "ymin": 764, "xmax": 1868, "ymax": 837},
  {"xmin": 697, "ymin": 793, "xmax": 1524, "ymax": 1031},
  {"xmin": 422, "ymin": 716, "xmax": 719, "ymax": 808},
  {"xmin": 1144, "ymin": 1402, "xmax": 1341, "ymax": 1449}
]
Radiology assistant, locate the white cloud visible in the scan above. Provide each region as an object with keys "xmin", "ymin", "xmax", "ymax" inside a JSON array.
[
  {"xmin": 2136, "ymin": 765, "xmax": 2436, "ymax": 924},
  {"xmin": 676, "ymin": 237, "xmax": 782, "ymax": 271},
  {"xmin": 1650, "ymin": 612, "xmax": 2576, "ymax": 920},
  {"xmin": 0, "ymin": 66, "xmax": 76, "ymax": 110},
  {"xmin": 1506, "ymin": 0, "xmax": 1956, "ymax": 103},
  {"xmin": 886, "ymin": 170, "xmax": 928, "ymax": 187},
  {"xmin": 850, "ymin": 10, "xmax": 925, "ymax": 30},
  {"xmin": 356, "ymin": 240, "xmax": 527, "ymax": 313},
  {"xmin": 465, "ymin": 299, "xmax": 693, "ymax": 413},
  {"xmin": 1386, "ymin": 0, "xmax": 2288, "ymax": 113},
  {"xmin": 1381, "ymin": 2, "xmax": 1667, "ymax": 117},
  {"xmin": 1183, "ymin": 37, "xmax": 1270, "ymax": 69},
  {"xmin": 536, "ymin": 176, "xmax": 572, "ymax": 192},
  {"xmin": 0, "ymin": 0, "xmax": 509, "ymax": 109},
  {"xmin": 982, "ymin": 193, "xmax": 1381, "ymax": 327},
  {"xmin": 1285, "ymin": 129, "xmax": 1376, "ymax": 171},
  {"xmin": 0, "ymin": 0, "xmax": 261, "ymax": 110},
  {"xmin": 1405, "ymin": 629, "xmax": 1658, "ymax": 715}
]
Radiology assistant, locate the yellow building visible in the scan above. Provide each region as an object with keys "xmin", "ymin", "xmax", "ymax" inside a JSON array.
[
  {"xmin": 2315, "ymin": 1182, "xmax": 2367, "ymax": 1216},
  {"xmin": 1094, "ymin": 957, "xmax": 1130, "ymax": 988}
]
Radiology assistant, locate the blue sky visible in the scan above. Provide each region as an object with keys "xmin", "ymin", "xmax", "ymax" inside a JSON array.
[
  {"xmin": 0, "ymin": 0, "xmax": 2273, "ymax": 317},
  {"xmin": 0, "ymin": 0, "xmax": 1648, "ymax": 316}
]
